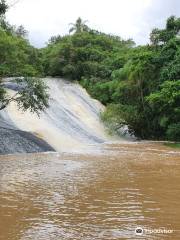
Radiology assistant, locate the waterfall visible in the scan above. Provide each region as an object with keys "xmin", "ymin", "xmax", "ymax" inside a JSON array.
[{"xmin": 0, "ymin": 78, "xmax": 112, "ymax": 153}]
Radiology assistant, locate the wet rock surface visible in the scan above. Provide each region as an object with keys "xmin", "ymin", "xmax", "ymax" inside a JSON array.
[{"xmin": 0, "ymin": 110, "xmax": 55, "ymax": 154}]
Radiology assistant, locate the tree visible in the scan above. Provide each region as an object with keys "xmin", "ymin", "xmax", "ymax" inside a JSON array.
[
  {"xmin": 0, "ymin": 27, "xmax": 43, "ymax": 76},
  {"xmin": 101, "ymin": 16, "xmax": 180, "ymax": 140},
  {"xmin": 15, "ymin": 25, "xmax": 28, "ymax": 38},
  {"xmin": 0, "ymin": 77, "xmax": 49, "ymax": 115},
  {"xmin": 150, "ymin": 16, "xmax": 180, "ymax": 45},
  {"xmin": 147, "ymin": 80, "xmax": 180, "ymax": 141},
  {"xmin": 0, "ymin": 0, "xmax": 8, "ymax": 16},
  {"xmin": 0, "ymin": 1, "xmax": 49, "ymax": 115},
  {"xmin": 69, "ymin": 17, "xmax": 89, "ymax": 34},
  {"xmin": 48, "ymin": 35, "xmax": 62, "ymax": 44}
]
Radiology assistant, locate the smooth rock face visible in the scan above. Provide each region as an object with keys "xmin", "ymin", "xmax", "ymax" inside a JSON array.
[
  {"xmin": 2, "ymin": 78, "xmax": 114, "ymax": 153},
  {"xmin": 0, "ymin": 110, "xmax": 55, "ymax": 155}
]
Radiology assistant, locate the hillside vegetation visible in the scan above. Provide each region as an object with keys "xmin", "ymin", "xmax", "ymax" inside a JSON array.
[
  {"xmin": 0, "ymin": 0, "xmax": 48, "ymax": 114},
  {"xmin": 42, "ymin": 17, "xmax": 180, "ymax": 141}
]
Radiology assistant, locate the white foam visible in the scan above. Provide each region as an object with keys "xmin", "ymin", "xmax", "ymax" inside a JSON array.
[{"xmin": 6, "ymin": 78, "xmax": 118, "ymax": 152}]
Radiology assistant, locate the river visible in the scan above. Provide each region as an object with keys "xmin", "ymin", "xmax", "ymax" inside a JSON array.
[{"xmin": 0, "ymin": 142, "xmax": 180, "ymax": 240}]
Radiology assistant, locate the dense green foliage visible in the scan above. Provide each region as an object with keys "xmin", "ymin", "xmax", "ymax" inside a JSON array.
[
  {"xmin": 0, "ymin": 1, "xmax": 43, "ymax": 77},
  {"xmin": 42, "ymin": 29, "xmax": 134, "ymax": 82},
  {"xmin": 0, "ymin": 1, "xmax": 48, "ymax": 114},
  {"xmin": 42, "ymin": 18, "xmax": 135, "ymax": 108},
  {"xmin": 0, "ymin": 28, "xmax": 43, "ymax": 76},
  {"xmin": 43, "ymin": 17, "xmax": 180, "ymax": 141}
]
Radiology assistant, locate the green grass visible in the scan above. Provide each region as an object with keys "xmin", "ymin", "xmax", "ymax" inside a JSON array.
[{"xmin": 164, "ymin": 142, "xmax": 180, "ymax": 149}]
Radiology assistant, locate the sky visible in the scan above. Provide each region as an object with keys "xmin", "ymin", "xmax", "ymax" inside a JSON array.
[{"xmin": 6, "ymin": 0, "xmax": 180, "ymax": 48}]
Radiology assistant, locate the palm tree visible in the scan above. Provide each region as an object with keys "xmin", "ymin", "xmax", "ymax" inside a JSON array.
[{"xmin": 69, "ymin": 17, "xmax": 89, "ymax": 34}]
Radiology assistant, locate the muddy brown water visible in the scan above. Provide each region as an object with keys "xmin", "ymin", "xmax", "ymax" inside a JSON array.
[{"xmin": 0, "ymin": 142, "xmax": 180, "ymax": 240}]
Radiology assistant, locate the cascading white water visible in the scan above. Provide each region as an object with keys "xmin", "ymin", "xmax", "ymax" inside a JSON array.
[{"xmin": 4, "ymin": 78, "xmax": 113, "ymax": 152}]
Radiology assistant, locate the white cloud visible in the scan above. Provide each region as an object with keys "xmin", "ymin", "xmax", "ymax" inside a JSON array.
[{"xmin": 6, "ymin": 0, "xmax": 180, "ymax": 47}]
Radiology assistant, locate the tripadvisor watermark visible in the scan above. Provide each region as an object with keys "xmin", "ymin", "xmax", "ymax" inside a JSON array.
[{"xmin": 135, "ymin": 227, "xmax": 174, "ymax": 236}]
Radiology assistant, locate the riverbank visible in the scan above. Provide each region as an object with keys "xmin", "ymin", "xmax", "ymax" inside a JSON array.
[{"xmin": 164, "ymin": 142, "xmax": 180, "ymax": 149}]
